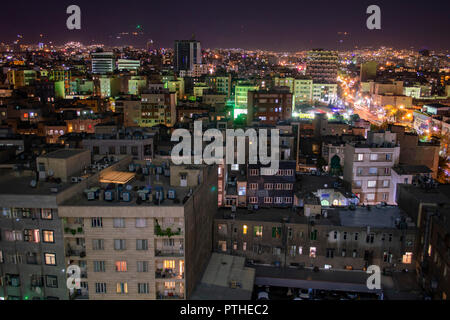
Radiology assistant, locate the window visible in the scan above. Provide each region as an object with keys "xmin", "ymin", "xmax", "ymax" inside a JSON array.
[
  {"xmin": 386, "ymin": 154, "xmax": 392, "ymax": 161},
  {"xmin": 402, "ymin": 252, "xmax": 412, "ymax": 264},
  {"xmin": 366, "ymin": 193, "xmax": 375, "ymax": 201},
  {"xmin": 355, "ymin": 180, "xmax": 362, "ymax": 188},
  {"xmin": 93, "ymin": 261, "xmax": 106, "ymax": 272},
  {"xmin": 113, "ymin": 218, "xmax": 125, "ymax": 228},
  {"xmin": 366, "ymin": 234, "xmax": 375, "ymax": 243},
  {"xmin": 243, "ymin": 242, "xmax": 247, "ymax": 251},
  {"xmin": 298, "ymin": 246, "xmax": 303, "ymax": 255},
  {"xmin": 243, "ymin": 225, "xmax": 248, "ymax": 235},
  {"xmin": 24, "ymin": 229, "xmax": 40, "ymax": 243},
  {"xmin": 238, "ymin": 186, "xmax": 246, "ymax": 196},
  {"xmin": 367, "ymin": 180, "xmax": 377, "ymax": 188},
  {"xmin": 108, "ymin": 146, "xmax": 116, "ymax": 155},
  {"xmin": 310, "ymin": 230, "xmax": 318, "ymax": 240},
  {"xmin": 249, "ymin": 169, "xmax": 259, "ymax": 176},
  {"xmin": 164, "ymin": 260, "xmax": 175, "ymax": 269},
  {"xmin": 275, "ymin": 197, "xmax": 283, "ymax": 204},
  {"xmin": 114, "ymin": 239, "xmax": 126, "ymax": 250},
  {"xmin": 384, "ymin": 168, "xmax": 390, "ymax": 175},
  {"xmin": 95, "ymin": 283, "xmax": 107, "ymax": 293},
  {"xmin": 264, "ymin": 183, "xmax": 273, "ymax": 190},
  {"xmin": 120, "ymin": 146, "xmax": 127, "ymax": 155},
  {"xmin": 368, "ymin": 167, "xmax": 378, "ymax": 175},
  {"xmin": 388, "ymin": 234, "xmax": 393, "ymax": 242},
  {"xmin": 383, "ymin": 180, "xmax": 390, "ymax": 188},
  {"xmin": 352, "ymin": 250, "xmax": 357, "ymax": 258},
  {"xmin": 138, "ymin": 283, "xmax": 149, "ymax": 294},
  {"xmin": 131, "ymin": 146, "xmax": 138, "ymax": 156},
  {"xmin": 92, "ymin": 239, "xmax": 104, "ymax": 250},
  {"xmin": 249, "ymin": 197, "xmax": 258, "ymax": 204},
  {"xmin": 284, "ymin": 197, "xmax": 293, "ymax": 204},
  {"xmin": 272, "ymin": 227, "xmax": 281, "ymax": 239},
  {"xmin": 44, "ymin": 253, "xmax": 56, "ymax": 265},
  {"xmin": 263, "ymin": 197, "xmax": 273, "ymax": 204},
  {"xmin": 354, "ymin": 233, "xmax": 359, "ymax": 241},
  {"xmin": 357, "ymin": 154, "xmax": 364, "ymax": 161},
  {"xmin": 164, "ymin": 281, "xmax": 176, "ymax": 290},
  {"xmin": 136, "ymin": 239, "xmax": 148, "ymax": 250},
  {"xmin": 137, "ymin": 261, "xmax": 149, "ymax": 272},
  {"xmin": 343, "ymin": 232, "xmax": 347, "ymax": 240},
  {"xmin": 91, "ymin": 217, "xmax": 103, "ymax": 228},
  {"xmin": 309, "ymin": 247, "xmax": 317, "ymax": 258},
  {"xmin": 342, "ymin": 249, "xmax": 346, "ymax": 257},
  {"xmin": 136, "ymin": 218, "xmax": 147, "ymax": 228},
  {"xmin": 326, "ymin": 248, "xmax": 335, "ymax": 258},
  {"xmin": 370, "ymin": 154, "xmax": 378, "ymax": 161},
  {"xmin": 254, "ymin": 226, "xmax": 263, "ymax": 237},
  {"xmin": 115, "ymin": 261, "xmax": 127, "ymax": 272},
  {"xmin": 45, "ymin": 275, "xmax": 58, "ymax": 288},
  {"xmin": 284, "ymin": 183, "xmax": 293, "ymax": 190},
  {"xmin": 41, "ymin": 209, "xmax": 53, "ymax": 220},
  {"xmin": 218, "ymin": 224, "xmax": 227, "ymax": 235},
  {"xmin": 43, "ymin": 230, "xmax": 54, "ymax": 243},
  {"xmin": 275, "ymin": 183, "xmax": 282, "ymax": 190},
  {"xmin": 249, "ymin": 183, "xmax": 258, "ymax": 190}
]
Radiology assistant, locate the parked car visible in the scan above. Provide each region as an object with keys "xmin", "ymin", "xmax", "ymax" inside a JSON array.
[
  {"xmin": 298, "ymin": 289, "xmax": 311, "ymax": 299},
  {"xmin": 257, "ymin": 291, "xmax": 269, "ymax": 300}
]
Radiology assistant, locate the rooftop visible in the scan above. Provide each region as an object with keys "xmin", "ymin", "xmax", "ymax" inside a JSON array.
[
  {"xmin": 191, "ymin": 253, "xmax": 255, "ymax": 300},
  {"xmin": 393, "ymin": 165, "xmax": 432, "ymax": 175},
  {"xmin": 38, "ymin": 148, "xmax": 87, "ymax": 159}
]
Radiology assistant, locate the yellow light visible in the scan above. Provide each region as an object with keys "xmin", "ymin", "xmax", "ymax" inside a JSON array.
[{"xmin": 243, "ymin": 225, "xmax": 248, "ymax": 234}]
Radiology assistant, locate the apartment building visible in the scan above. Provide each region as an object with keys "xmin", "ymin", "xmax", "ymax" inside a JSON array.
[
  {"xmin": 82, "ymin": 128, "xmax": 156, "ymax": 161},
  {"xmin": 247, "ymin": 161, "xmax": 296, "ymax": 208},
  {"xmin": 214, "ymin": 205, "xmax": 416, "ymax": 272},
  {"xmin": 306, "ymin": 49, "xmax": 338, "ymax": 84},
  {"xmin": 247, "ymin": 88, "xmax": 293, "ymax": 125},
  {"xmin": 0, "ymin": 149, "xmax": 123, "ymax": 300},
  {"xmin": 58, "ymin": 159, "xmax": 218, "ymax": 300},
  {"xmin": 343, "ymin": 131, "xmax": 400, "ymax": 204},
  {"xmin": 396, "ymin": 183, "xmax": 450, "ymax": 300}
]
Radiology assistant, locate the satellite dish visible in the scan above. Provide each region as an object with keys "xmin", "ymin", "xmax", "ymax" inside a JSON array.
[{"xmin": 30, "ymin": 180, "xmax": 37, "ymax": 188}]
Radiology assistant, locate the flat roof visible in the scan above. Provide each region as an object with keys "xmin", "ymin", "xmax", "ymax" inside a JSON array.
[
  {"xmin": 38, "ymin": 149, "xmax": 88, "ymax": 159},
  {"xmin": 191, "ymin": 253, "xmax": 255, "ymax": 300},
  {"xmin": 339, "ymin": 206, "xmax": 404, "ymax": 228},
  {"xmin": 99, "ymin": 171, "xmax": 135, "ymax": 184}
]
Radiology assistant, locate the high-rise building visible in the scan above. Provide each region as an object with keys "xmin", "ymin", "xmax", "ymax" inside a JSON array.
[
  {"xmin": 174, "ymin": 40, "xmax": 202, "ymax": 72},
  {"xmin": 360, "ymin": 61, "xmax": 377, "ymax": 82},
  {"xmin": 91, "ymin": 52, "xmax": 115, "ymax": 74},
  {"xmin": 306, "ymin": 49, "xmax": 338, "ymax": 83},
  {"xmin": 247, "ymin": 88, "xmax": 293, "ymax": 125},
  {"xmin": 117, "ymin": 59, "xmax": 141, "ymax": 72}
]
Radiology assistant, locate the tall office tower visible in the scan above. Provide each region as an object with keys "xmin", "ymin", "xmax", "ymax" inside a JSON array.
[
  {"xmin": 306, "ymin": 49, "xmax": 338, "ymax": 83},
  {"xmin": 360, "ymin": 61, "xmax": 378, "ymax": 82},
  {"xmin": 91, "ymin": 52, "xmax": 115, "ymax": 74},
  {"xmin": 174, "ymin": 40, "xmax": 202, "ymax": 72}
]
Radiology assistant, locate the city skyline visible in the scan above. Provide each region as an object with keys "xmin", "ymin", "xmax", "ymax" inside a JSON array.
[{"xmin": 0, "ymin": 0, "xmax": 449, "ymax": 51}]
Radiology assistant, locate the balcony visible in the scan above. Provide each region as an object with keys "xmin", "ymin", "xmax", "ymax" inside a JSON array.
[
  {"xmin": 66, "ymin": 249, "xmax": 86, "ymax": 258},
  {"xmin": 155, "ymin": 269, "xmax": 184, "ymax": 280},
  {"xmin": 155, "ymin": 249, "xmax": 184, "ymax": 257},
  {"xmin": 156, "ymin": 292, "xmax": 185, "ymax": 300}
]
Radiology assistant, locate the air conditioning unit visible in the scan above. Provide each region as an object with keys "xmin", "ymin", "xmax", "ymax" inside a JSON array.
[
  {"xmin": 105, "ymin": 191, "xmax": 115, "ymax": 201},
  {"xmin": 71, "ymin": 177, "xmax": 79, "ymax": 183},
  {"xmin": 122, "ymin": 192, "xmax": 131, "ymax": 202}
]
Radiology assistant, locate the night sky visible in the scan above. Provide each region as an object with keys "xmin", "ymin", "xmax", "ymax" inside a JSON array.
[{"xmin": 1, "ymin": 0, "xmax": 449, "ymax": 51}]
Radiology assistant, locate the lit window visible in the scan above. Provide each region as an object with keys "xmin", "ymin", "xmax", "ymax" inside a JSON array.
[
  {"xmin": 309, "ymin": 247, "xmax": 317, "ymax": 258},
  {"xmin": 116, "ymin": 282, "xmax": 128, "ymax": 294},
  {"xmin": 43, "ymin": 230, "xmax": 54, "ymax": 243},
  {"xmin": 115, "ymin": 261, "xmax": 127, "ymax": 272},
  {"xmin": 243, "ymin": 225, "xmax": 248, "ymax": 235},
  {"xmin": 254, "ymin": 226, "xmax": 263, "ymax": 237},
  {"xmin": 44, "ymin": 253, "xmax": 56, "ymax": 265},
  {"xmin": 368, "ymin": 180, "xmax": 377, "ymax": 188},
  {"xmin": 163, "ymin": 260, "xmax": 175, "ymax": 269},
  {"xmin": 402, "ymin": 252, "xmax": 412, "ymax": 264}
]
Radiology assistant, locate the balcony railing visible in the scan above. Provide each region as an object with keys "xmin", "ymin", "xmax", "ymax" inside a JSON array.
[
  {"xmin": 66, "ymin": 249, "xmax": 86, "ymax": 258},
  {"xmin": 155, "ymin": 269, "xmax": 184, "ymax": 279},
  {"xmin": 155, "ymin": 249, "xmax": 184, "ymax": 257},
  {"xmin": 156, "ymin": 292, "xmax": 185, "ymax": 300}
]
